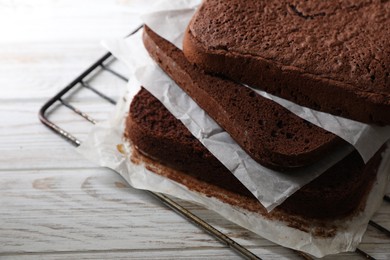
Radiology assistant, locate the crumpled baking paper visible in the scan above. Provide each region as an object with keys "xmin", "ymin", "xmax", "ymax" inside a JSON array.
[
  {"xmin": 76, "ymin": 77, "xmax": 390, "ymax": 257},
  {"xmin": 103, "ymin": 29, "xmax": 353, "ymax": 211},
  {"xmin": 141, "ymin": 0, "xmax": 390, "ymax": 163},
  {"xmin": 102, "ymin": 0, "xmax": 390, "ymax": 211},
  {"xmin": 76, "ymin": 0, "xmax": 390, "ymax": 257}
]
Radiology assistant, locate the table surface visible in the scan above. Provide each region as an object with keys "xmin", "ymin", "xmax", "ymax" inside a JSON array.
[{"xmin": 1, "ymin": 1, "xmax": 389, "ymax": 259}]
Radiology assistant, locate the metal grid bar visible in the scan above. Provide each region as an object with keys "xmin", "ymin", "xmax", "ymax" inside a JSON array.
[
  {"xmin": 81, "ymin": 81, "xmax": 117, "ymax": 104},
  {"xmin": 38, "ymin": 27, "xmax": 389, "ymax": 260},
  {"xmin": 356, "ymin": 248, "xmax": 376, "ymax": 260}
]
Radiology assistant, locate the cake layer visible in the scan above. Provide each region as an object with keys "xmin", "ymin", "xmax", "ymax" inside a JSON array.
[
  {"xmin": 124, "ymin": 87, "xmax": 251, "ymax": 196},
  {"xmin": 183, "ymin": 0, "xmax": 390, "ymax": 125},
  {"xmin": 125, "ymin": 87, "xmax": 382, "ymax": 219},
  {"xmin": 143, "ymin": 26, "xmax": 344, "ymax": 170}
]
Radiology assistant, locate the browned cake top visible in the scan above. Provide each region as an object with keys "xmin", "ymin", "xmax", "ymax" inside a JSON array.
[{"xmin": 190, "ymin": 0, "xmax": 390, "ymax": 101}]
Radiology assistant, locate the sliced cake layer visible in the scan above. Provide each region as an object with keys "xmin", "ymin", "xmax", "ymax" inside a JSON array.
[
  {"xmin": 125, "ymin": 87, "xmax": 382, "ymax": 219},
  {"xmin": 125, "ymin": 87, "xmax": 250, "ymax": 196},
  {"xmin": 183, "ymin": 0, "xmax": 390, "ymax": 125},
  {"xmin": 144, "ymin": 27, "xmax": 342, "ymax": 169},
  {"xmin": 143, "ymin": 26, "xmax": 344, "ymax": 170}
]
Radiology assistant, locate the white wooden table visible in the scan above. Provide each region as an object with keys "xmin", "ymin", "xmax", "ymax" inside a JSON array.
[{"xmin": 0, "ymin": 1, "xmax": 389, "ymax": 259}]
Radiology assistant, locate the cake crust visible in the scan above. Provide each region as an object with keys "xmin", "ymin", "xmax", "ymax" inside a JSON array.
[{"xmin": 183, "ymin": 0, "xmax": 390, "ymax": 125}]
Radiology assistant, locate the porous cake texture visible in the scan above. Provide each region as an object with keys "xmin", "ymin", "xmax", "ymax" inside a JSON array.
[
  {"xmin": 184, "ymin": 0, "xmax": 390, "ymax": 124},
  {"xmin": 125, "ymin": 87, "xmax": 382, "ymax": 220},
  {"xmin": 143, "ymin": 26, "xmax": 344, "ymax": 170}
]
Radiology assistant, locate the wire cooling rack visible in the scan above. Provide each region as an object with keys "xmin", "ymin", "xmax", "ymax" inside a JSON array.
[{"xmin": 39, "ymin": 27, "xmax": 390, "ymax": 260}]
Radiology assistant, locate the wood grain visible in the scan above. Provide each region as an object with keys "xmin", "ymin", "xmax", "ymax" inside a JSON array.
[
  {"xmin": 1, "ymin": 169, "xmax": 388, "ymax": 259},
  {"xmin": 0, "ymin": 0, "xmax": 139, "ymax": 100},
  {"xmin": 0, "ymin": 0, "xmax": 389, "ymax": 259},
  {"xmin": 0, "ymin": 169, "xmax": 297, "ymax": 259}
]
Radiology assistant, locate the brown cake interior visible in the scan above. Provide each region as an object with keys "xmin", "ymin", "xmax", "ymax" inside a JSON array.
[
  {"xmin": 125, "ymin": 87, "xmax": 383, "ymax": 220},
  {"xmin": 142, "ymin": 26, "xmax": 345, "ymax": 171}
]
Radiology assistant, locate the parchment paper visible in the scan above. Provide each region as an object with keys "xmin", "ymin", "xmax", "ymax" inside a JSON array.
[
  {"xmin": 76, "ymin": 0, "xmax": 390, "ymax": 256},
  {"xmin": 77, "ymin": 81, "xmax": 390, "ymax": 257},
  {"xmin": 140, "ymin": 0, "xmax": 390, "ymax": 163},
  {"xmin": 103, "ymin": 30, "xmax": 353, "ymax": 211}
]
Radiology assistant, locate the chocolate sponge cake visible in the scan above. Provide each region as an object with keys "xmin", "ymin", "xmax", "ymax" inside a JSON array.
[
  {"xmin": 142, "ymin": 26, "xmax": 345, "ymax": 171},
  {"xmin": 183, "ymin": 0, "xmax": 390, "ymax": 125},
  {"xmin": 125, "ymin": 87, "xmax": 383, "ymax": 220},
  {"xmin": 125, "ymin": 87, "xmax": 251, "ymax": 196}
]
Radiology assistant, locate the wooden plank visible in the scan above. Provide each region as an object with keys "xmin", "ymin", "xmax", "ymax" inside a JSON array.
[
  {"xmin": 0, "ymin": 99, "xmax": 116, "ymax": 170},
  {"xmin": 371, "ymin": 200, "xmax": 390, "ymax": 231},
  {"xmin": 0, "ymin": 168, "xmax": 278, "ymax": 256},
  {"xmin": 0, "ymin": 247, "xmax": 301, "ymax": 260},
  {"xmin": 0, "ymin": 0, "xmax": 140, "ymax": 43},
  {"xmin": 0, "ymin": 168, "xmax": 220, "ymax": 253},
  {"xmin": 0, "ymin": 44, "xmax": 129, "ymax": 102},
  {"xmin": 0, "ymin": 0, "xmax": 139, "ymax": 100},
  {"xmin": 0, "ymin": 168, "xmax": 389, "ymax": 259}
]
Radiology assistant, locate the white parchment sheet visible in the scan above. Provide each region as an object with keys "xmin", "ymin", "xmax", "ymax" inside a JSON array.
[
  {"xmin": 76, "ymin": 0, "xmax": 390, "ymax": 256},
  {"xmin": 77, "ymin": 79, "xmax": 390, "ymax": 257},
  {"xmin": 103, "ymin": 30, "xmax": 353, "ymax": 211},
  {"xmin": 141, "ymin": 0, "xmax": 390, "ymax": 163}
]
